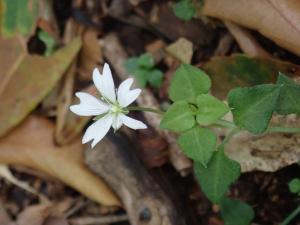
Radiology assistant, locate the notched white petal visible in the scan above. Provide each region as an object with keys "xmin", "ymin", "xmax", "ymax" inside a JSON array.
[
  {"xmin": 93, "ymin": 68, "xmax": 102, "ymax": 94},
  {"xmin": 117, "ymin": 78, "xmax": 141, "ymax": 107},
  {"xmin": 120, "ymin": 114, "xmax": 147, "ymax": 130},
  {"xmin": 82, "ymin": 114, "xmax": 114, "ymax": 148},
  {"xmin": 70, "ymin": 92, "xmax": 110, "ymax": 116},
  {"xmin": 101, "ymin": 63, "xmax": 116, "ymax": 102}
]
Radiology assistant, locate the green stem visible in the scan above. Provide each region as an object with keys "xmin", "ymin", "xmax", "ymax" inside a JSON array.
[
  {"xmin": 267, "ymin": 126, "xmax": 300, "ymax": 134},
  {"xmin": 127, "ymin": 106, "xmax": 164, "ymax": 115},
  {"xmin": 281, "ymin": 205, "xmax": 300, "ymax": 225},
  {"xmin": 218, "ymin": 127, "xmax": 240, "ymax": 149},
  {"xmin": 213, "ymin": 119, "xmax": 236, "ymax": 129}
]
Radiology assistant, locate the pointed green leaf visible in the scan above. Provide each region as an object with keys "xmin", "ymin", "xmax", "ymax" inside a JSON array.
[
  {"xmin": 275, "ymin": 73, "xmax": 300, "ymax": 115},
  {"xmin": 137, "ymin": 53, "xmax": 154, "ymax": 68},
  {"xmin": 160, "ymin": 101, "xmax": 195, "ymax": 132},
  {"xmin": 147, "ymin": 69, "xmax": 163, "ymax": 88},
  {"xmin": 194, "ymin": 150, "xmax": 241, "ymax": 203},
  {"xmin": 178, "ymin": 127, "xmax": 217, "ymax": 166},
  {"xmin": 124, "ymin": 57, "xmax": 139, "ymax": 74},
  {"xmin": 228, "ymin": 84, "xmax": 281, "ymax": 134},
  {"xmin": 220, "ymin": 198, "xmax": 254, "ymax": 225},
  {"xmin": 173, "ymin": 0, "xmax": 196, "ymax": 21},
  {"xmin": 196, "ymin": 94, "xmax": 229, "ymax": 125},
  {"xmin": 169, "ymin": 64, "xmax": 211, "ymax": 103}
]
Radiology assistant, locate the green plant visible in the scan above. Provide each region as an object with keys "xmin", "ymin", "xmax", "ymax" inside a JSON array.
[
  {"xmin": 124, "ymin": 53, "xmax": 163, "ymax": 88},
  {"xmin": 172, "ymin": 0, "xmax": 196, "ymax": 21},
  {"xmin": 160, "ymin": 64, "xmax": 300, "ymax": 224}
]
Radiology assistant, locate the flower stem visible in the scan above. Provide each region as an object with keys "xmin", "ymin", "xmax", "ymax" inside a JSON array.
[
  {"xmin": 280, "ymin": 205, "xmax": 300, "ymax": 225},
  {"xmin": 267, "ymin": 126, "xmax": 300, "ymax": 134},
  {"xmin": 218, "ymin": 127, "xmax": 240, "ymax": 149},
  {"xmin": 127, "ymin": 106, "xmax": 164, "ymax": 115}
]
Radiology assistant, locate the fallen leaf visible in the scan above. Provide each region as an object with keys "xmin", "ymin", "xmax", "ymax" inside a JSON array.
[
  {"xmin": 165, "ymin": 37, "xmax": 193, "ymax": 64},
  {"xmin": 0, "ymin": 37, "xmax": 82, "ymax": 137},
  {"xmin": 0, "ymin": 0, "xmax": 39, "ymax": 38},
  {"xmin": 202, "ymin": 54, "xmax": 300, "ymax": 99},
  {"xmin": 224, "ymin": 21, "xmax": 271, "ymax": 58},
  {"xmin": 203, "ymin": 0, "xmax": 300, "ymax": 56},
  {"xmin": 0, "ymin": 37, "xmax": 26, "ymax": 95},
  {"xmin": 0, "ymin": 116, "xmax": 120, "ymax": 206}
]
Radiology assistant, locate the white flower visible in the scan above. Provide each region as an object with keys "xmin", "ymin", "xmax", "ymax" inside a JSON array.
[{"xmin": 70, "ymin": 63, "xmax": 147, "ymax": 148}]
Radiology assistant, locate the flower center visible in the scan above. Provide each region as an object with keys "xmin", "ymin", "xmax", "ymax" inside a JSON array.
[{"xmin": 110, "ymin": 104, "xmax": 122, "ymax": 114}]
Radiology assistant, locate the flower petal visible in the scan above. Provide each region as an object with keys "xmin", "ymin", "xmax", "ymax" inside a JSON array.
[
  {"xmin": 70, "ymin": 92, "xmax": 110, "ymax": 116},
  {"xmin": 112, "ymin": 114, "xmax": 123, "ymax": 131},
  {"xmin": 117, "ymin": 78, "xmax": 141, "ymax": 107},
  {"xmin": 92, "ymin": 64, "xmax": 116, "ymax": 103},
  {"xmin": 92, "ymin": 68, "xmax": 102, "ymax": 94},
  {"xmin": 120, "ymin": 114, "xmax": 147, "ymax": 130},
  {"xmin": 82, "ymin": 114, "xmax": 114, "ymax": 148}
]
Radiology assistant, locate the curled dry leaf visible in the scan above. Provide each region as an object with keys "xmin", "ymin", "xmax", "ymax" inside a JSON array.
[
  {"xmin": 0, "ymin": 38, "xmax": 82, "ymax": 138},
  {"xmin": 0, "ymin": 116, "xmax": 120, "ymax": 207},
  {"xmin": 203, "ymin": 54, "xmax": 300, "ymax": 99},
  {"xmin": 224, "ymin": 21, "xmax": 271, "ymax": 58},
  {"xmin": 203, "ymin": 0, "xmax": 300, "ymax": 56}
]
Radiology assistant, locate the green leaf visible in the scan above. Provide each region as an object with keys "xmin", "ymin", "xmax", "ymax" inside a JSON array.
[
  {"xmin": 137, "ymin": 53, "xmax": 154, "ymax": 69},
  {"xmin": 160, "ymin": 101, "xmax": 195, "ymax": 132},
  {"xmin": 194, "ymin": 150, "xmax": 241, "ymax": 203},
  {"xmin": 288, "ymin": 178, "xmax": 300, "ymax": 194},
  {"xmin": 38, "ymin": 30, "xmax": 56, "ymax": 56},
  {"xmin": 147, "ymin": 69, "xmax": 163, "ymax": 88},
  {"xmin": 275, "ymin": 73, "xmax": 300, "ymax": 115},
  {"xmin": 124, "ymin": 57, "xmax": 139, "ymax": 74},
  {"xmin": 220, "ymin": 198, "xmax": 254, "ymax": 225},
  {"xmin": 178, "ymin": 127, "xmax": 217, "ymax": 166},
  {"xmin": 173, "ymin": 0, "xmax": 196, "ymax": 21},
  {"xmin": 228, "ymin": 84, "xmax": 281, "ymax": 134},
  {"xmin": 134, "ymin": 68, "xmax": 149, "ymax": 87},
  {"xmin": 1, "ymin": 0, "xmax": 39, "ymax": 38},
  {"xmin": 169, "ymin": 64, "xmax": 211, "ymax": 103},
  {"xmin": 196, "ymin": 94, "xmax": 229, "ymax": 126}
]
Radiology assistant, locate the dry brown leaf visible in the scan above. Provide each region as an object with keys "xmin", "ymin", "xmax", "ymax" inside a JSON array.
[
  {"xmin": 203, "ymin": 0, "xmax": 300, "ymax": 56},
  {"xmin": 0, "ymin": 116, "xmax": 120, "ymax": 207},
  {"xmin": 0, "ymin": 37, "xmax": 26, "ymax": 95},
  {"xmin": 224, "ymin": 21, "xmax": 271, "ymax": 58},
  {"xmin": 0, "ymin": 38, "xmax": 81, "ymax": 137}
]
